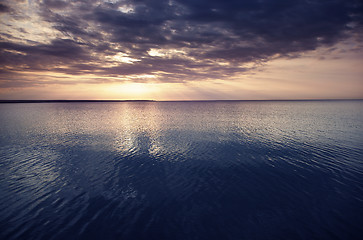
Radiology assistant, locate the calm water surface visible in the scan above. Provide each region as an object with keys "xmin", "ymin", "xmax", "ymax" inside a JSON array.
[{"xmin": 0, "ymin": 101, "xmax": 362, "ymax": 240}]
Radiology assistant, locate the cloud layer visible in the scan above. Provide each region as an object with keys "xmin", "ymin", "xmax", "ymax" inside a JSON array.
[{"xmin": 0, "ymin": 0, "xmax": 362, "ymax": 87}]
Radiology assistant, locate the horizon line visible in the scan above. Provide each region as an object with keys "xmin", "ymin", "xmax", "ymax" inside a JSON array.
[{"xmin": 0, "ymin": 99, "xmax": 362, "ymax": 103}]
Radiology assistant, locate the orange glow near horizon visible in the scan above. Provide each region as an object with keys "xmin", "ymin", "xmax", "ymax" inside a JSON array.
[{"xmin": 1, "ymin": 46, "xmax": 362, "ymax": 101}]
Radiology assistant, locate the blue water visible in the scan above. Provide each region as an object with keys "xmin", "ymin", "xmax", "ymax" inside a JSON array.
[{"xmin": 0, "ymin": 101, "xmax": 362, "ymax": 240}]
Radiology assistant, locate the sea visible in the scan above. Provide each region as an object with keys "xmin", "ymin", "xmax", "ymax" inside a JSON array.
[{"xmin": 0, "ymin": 100, "xmax": 362, "ymax": 240}]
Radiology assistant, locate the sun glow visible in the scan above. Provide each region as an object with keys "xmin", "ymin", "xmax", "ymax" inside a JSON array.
[
  {"xmin": 107, "ymin": 53, "xmax": 140, "ymax": 64},
  {"xmin": 106, "ymin": 83, "xmax": 159, "ymax": 99}
]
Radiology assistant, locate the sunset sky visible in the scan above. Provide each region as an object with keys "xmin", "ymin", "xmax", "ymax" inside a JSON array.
[{"xmin": 0, "ymin": 0, "xmax": 362, "ymax": 100}]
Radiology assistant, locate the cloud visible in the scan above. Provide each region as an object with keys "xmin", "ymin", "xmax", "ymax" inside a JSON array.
[
  {"xmin": 0, "ymin": 3, "xmax": 11, "ymax": 13},
  {"xmin": 0, "ymin": 0, "xmax": 362, "ymax": 87}
]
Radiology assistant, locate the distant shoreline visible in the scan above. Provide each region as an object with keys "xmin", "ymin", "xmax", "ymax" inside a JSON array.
[
  {"xmin": 0, "ymin": 99, "xmax": 362, "ymax": 104},
  {"xmin": 0, "ymin": 100, "xmax": 156, "ymax": 103}
]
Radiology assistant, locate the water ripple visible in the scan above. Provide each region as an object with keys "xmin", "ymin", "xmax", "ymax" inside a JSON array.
[{"xmin": 0, "ymin": 101, "xmax": 362, "ymax": 240}]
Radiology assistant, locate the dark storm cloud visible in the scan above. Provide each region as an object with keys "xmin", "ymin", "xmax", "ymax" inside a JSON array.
[
  {"xmin": 0, "ymin": 0, "xmax": 362, "ymax": 86},
  {"xmin": 0, "ymin": 3, "xmax": 11, "ymax": 13},
  {"xmin": 42, "ymin": 0, "xmax": 69, "ymax": 9},
  {"xmin": 0, "ymin": 39, "xmax": 90, "ymax": 68}
]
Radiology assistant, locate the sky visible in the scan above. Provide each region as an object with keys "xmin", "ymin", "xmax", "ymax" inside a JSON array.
[{"xmin": 0, "ymin": 0, "xmax": 362, "ymax": 100}]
